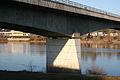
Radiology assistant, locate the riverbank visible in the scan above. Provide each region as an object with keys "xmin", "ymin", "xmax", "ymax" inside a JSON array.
[
  {"xmin": 0, "ymin": 71, "xmax": 120, "ymax": 80},
  {"xmin": 0, "ymin": 38, "xmax": 46, "ymax": 43},
  {"xmin": 0, "ymin": 37, "xmax": 120, "ymax": 44},
  {"xmin": 81, "ymin": 40, "xmax": 120, "ymax": 44}
]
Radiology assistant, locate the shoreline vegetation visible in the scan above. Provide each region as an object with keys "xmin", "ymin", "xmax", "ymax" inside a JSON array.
[
  {"xmin": 0, "ymin": 37, "xmax": 46, "ymax": 43},
  {"xmin": 0, "ymin": 37, "xmax": 120, "ymax": 44},
  {"xmin": 80, "ymin": 28, "xmax": 120, "ymax": 44},
  {"xmin": 0, "ymin": 28, "xmax": 120, "ymax": 44},
  {"xmin": 81, "ymin": 40, "xmax": 120, "ymax": 44},
  {"xmin": 0, "ymin": 70, "xmax": 120, "ymax": 80}
]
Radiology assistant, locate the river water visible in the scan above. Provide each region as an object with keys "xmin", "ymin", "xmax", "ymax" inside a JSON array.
[
  {"xmin": 81, "ymin": 43, "xmax": 120, "ymax": 76},
  {"xmin": 0, "ymin": 42, "xmax": 46, "ymax": 72},
  {"xmin": 0, "ymin": 42, "xmax": 120, "ymax": 76}
]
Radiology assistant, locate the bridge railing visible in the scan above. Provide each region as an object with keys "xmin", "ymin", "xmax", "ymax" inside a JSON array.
[{"xmin": 48, "ymin": 0, "xmax": 120, "ymax": 18}]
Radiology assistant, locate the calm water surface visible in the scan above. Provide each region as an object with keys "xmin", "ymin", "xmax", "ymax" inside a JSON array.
[
  {"xmin": 0, "ymin": 42, "xmax": 120, "ymax": 76},
  {"xmin": 81, "ymin": 43, "xmax": 120, "ymax": 76},
  {"xmin": 0, "ymin": 42, "xmax": 46, "ymax": 72}
]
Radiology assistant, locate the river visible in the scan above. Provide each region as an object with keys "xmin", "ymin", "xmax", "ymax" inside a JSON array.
[
  {"xmin": 0, "ymin": 42, "xmax": 120, "ymax": 76},
  {"xmin": 81, "ymin": 43, "xmax": 120, "ymax": 76},
  {"xmin": 0, "ymin": 42, "xmax": 46, "ymax": 72}
]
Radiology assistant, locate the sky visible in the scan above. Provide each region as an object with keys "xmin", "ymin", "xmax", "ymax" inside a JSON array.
[{"xmin": 71, "ymin": 0, "xmax": 120, "ymax": 15}]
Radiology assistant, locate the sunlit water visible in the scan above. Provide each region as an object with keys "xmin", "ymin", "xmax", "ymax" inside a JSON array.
[
  {"xmin": 81, "ymin": 43, "xmax": 120, "ymax": 76},
  {"xmin": 0, "ymin": 42, "xmax": 46, "ymax": 72},
  {"xmin": 0, "ymin": 42, "xmax": 120, "ymax": 76}
]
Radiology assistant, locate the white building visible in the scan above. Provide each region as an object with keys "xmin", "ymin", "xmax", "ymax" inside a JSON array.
[{"xmin": 0, "ymin": 30, "xmax": 31, "ymax": 36}]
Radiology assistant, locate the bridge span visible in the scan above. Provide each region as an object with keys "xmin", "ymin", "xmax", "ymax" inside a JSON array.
[
  {"xmin": 0, "ymin": 0, "xmax": 120, "ymax": 37},
  {"xmin": 0, "ymin": 0, "xmax": 120, "ymax": 73}
]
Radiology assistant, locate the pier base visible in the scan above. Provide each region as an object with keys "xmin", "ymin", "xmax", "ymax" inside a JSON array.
[{"xmin": 46, "ymin": 38, "xmax": 81, "ymax": 73}]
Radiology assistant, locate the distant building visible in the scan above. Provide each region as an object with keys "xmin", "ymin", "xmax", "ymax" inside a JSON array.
[
  {"xmin": 87, "ymin": 31, "xmax": 107, "ymax": 37},
  {"xmin": 87, "ymin": 29, "xmax": 119, "ymax": 37},
  {"xmin": 110, "ymin": 33, "xmax": 118, "ymax": 36},
  {"xmin": 0, "ymin": 30, "xmax": 31, "ymax": 36},
  {"xmin": 90, "ymin": 32, "xmax": 105, "ymax": 36}
]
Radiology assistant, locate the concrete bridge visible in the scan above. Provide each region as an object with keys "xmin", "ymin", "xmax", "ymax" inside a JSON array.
[{"xmin": 0, "ymin": 0, "xmax": 120, "ymax": 73}]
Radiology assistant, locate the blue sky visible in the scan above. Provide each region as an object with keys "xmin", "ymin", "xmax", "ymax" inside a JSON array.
[{"xmin": 71, "ymin": 0, "xmax": 120, "ymax": 15}]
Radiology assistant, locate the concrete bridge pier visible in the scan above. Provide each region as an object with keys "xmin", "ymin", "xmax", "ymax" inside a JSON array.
[{"xmin": 46, "ymin": 33, "xmax": 81, "ymax": 73}]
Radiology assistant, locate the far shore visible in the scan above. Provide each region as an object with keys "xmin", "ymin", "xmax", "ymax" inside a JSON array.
[
  {"xmin": 0, "ymin": 38, "xmax": 46, "ymax": 43},
  {"xmin": 0, "ymin": 38, "xmax": 120, "ymax": 44},
  {"xmin": 81, "ymin": 40, "xmax": 120, "ymax": 44},
  {"xmin": 0, "ymin": 40, "xmax": 46, "ymax": 43}
]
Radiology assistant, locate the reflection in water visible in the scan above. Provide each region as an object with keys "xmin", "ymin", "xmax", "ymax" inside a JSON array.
[
  {"xmin": 0, "ymin": 42, "xmax": 46, "ymax": 72},
  {"xmin": 81, "ymin": 43, "xmax": 120, "ymax": 49},
  {"xmin": 1, "ymin": 42, "xmax": 120, "ymax": 76},
  {"xmin": 81, "ymin": 43, "xmax": 120, "ymax": 76},
  {"xmin": 86, "ymin": 65, "xmax": 107, "ymax": 75}
]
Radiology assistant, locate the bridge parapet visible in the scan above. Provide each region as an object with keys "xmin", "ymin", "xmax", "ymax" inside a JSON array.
[{"xmin": 49, "ymin": 0, "xmax": 120, "ymax": 18}]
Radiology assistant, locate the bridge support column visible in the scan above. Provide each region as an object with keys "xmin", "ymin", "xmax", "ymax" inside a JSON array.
[{"xmin": 46, "ymin": 33, "xmax": 81, "ymax": 73}]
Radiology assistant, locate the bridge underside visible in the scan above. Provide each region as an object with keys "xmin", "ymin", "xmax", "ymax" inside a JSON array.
[
  {"xmin": 0, "ymin": 1, "xmax": 120, "ymax": 73},
  {"xmin": 0, "ymin": 1, "xmax": 120, "ymax": 37},
  {"xmin": 0, "ymin": 22, "xmax": 67, "ymax": 37}
]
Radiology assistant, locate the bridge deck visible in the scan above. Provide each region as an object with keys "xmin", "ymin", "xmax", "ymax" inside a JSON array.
[{"xmin": 14, "ymin": 0, "xmax": 120, "ymax": 22}]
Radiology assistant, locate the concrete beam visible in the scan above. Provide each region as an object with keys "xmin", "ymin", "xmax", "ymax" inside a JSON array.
[
  {"xmin": 0, "ymin": 1, "xmax": 120, "ymax": 37},
  {"xmin": 14, "ymin": 0, "xmax": 120, "ymax": 22}
]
